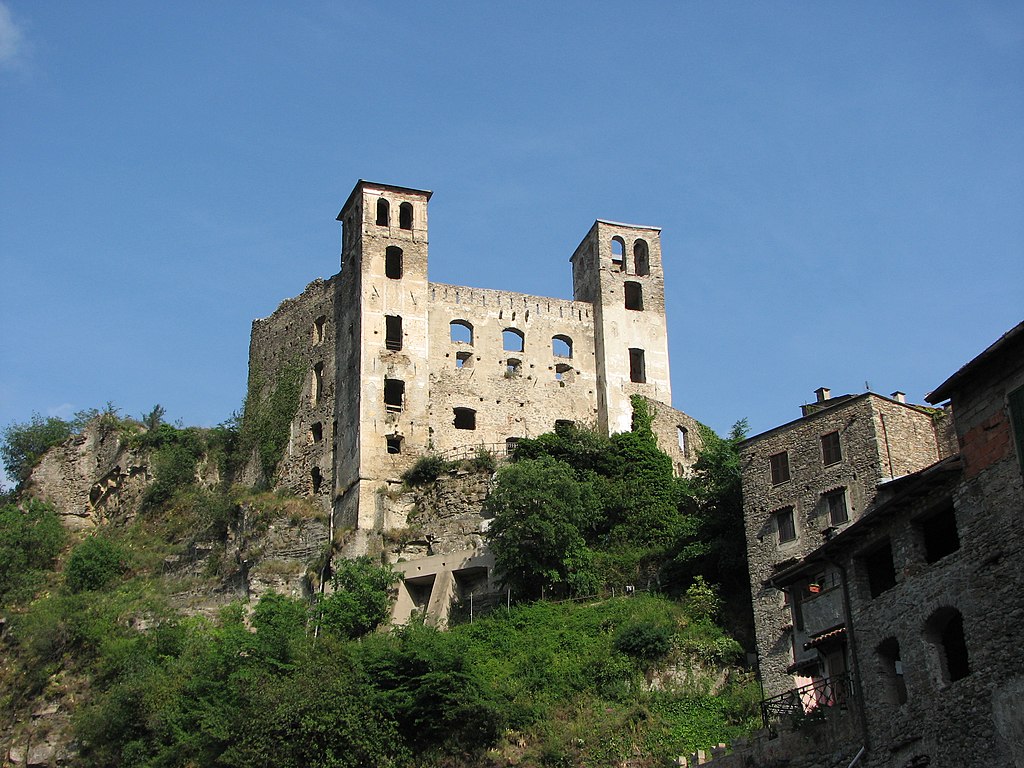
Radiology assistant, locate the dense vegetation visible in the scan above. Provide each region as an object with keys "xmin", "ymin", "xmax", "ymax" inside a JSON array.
[{"xmin": 0, "ymin": 399, "xmax": 758, "ymax": 766}]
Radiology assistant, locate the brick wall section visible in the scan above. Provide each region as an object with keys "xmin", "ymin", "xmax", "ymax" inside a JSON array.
[{"xmin": 740, "ymin": 393, "xmax": 953, "ymax": 698}]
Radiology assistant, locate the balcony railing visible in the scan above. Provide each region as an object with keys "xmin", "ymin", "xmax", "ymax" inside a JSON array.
[{"xmin": 761, "ymin": 672, "xmax": 856, "ymax": 727}]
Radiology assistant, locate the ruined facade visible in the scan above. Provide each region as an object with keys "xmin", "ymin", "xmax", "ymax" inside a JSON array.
[
  {"xmin": 247, "ymin": 180, "xmax": 702, "ymax": 554},
  {"xmin": 737, "ymin": 321, "xmax": 1024, "ymax": 767}
]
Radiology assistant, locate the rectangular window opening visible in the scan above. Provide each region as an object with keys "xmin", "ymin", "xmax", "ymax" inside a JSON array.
[
  {"xmin": 776, "ymin": 506, "xmax": 796, "ymax": 544},
  {"xmin": 826, "ymin": 489, "xmax": 849, "ymax": 525},
  {"xmin": 920, "ymin": 504, "xmax": 960, "ymax": 563},
  {"xmin": 821, "ymin": 431, "xmax": 842, "ymax": 465},
  {"xmin": 384, "ymin": 379, "xmax": 405, "ymax": 413},
  {"xmin": 385, "ymin": 315, "xmax": 403, "ymax": 351},
  {"xmin": 770, "ymin": 451, "xmax": 791, "ymax": 485},
  {"xmin": 628, "ymin": 348, "xmax": 646, "ymax": 383},
  {"xmin": 862, "ymin": 540, "xmax": 897, "ymax": 598}
]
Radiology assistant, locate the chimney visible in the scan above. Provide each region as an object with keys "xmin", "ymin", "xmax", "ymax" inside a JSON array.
[
  {"xmin": 814, "ymin": 387, "xmax": 831, "ymax": 403},
  {"xmin": 890, "ymin": 391, "xmax": 906, "ymax": 404}
]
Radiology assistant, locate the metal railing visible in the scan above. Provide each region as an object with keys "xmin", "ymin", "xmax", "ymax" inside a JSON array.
[
  {"xmin": 436, "ymin": 441, "xmax": 518, "ymax": 463},
  {"xmin": 761, "ymin": 672, "xmax": 856, "ymax": 726}
]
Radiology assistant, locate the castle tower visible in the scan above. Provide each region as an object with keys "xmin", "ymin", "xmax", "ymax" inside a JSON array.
[
  {"xmin": 334, "ymin": 181, "xmax": 432, "ymax": 533},
  {"xmin": 570, "ymin": 221, "xmax": 672, "ymax": 434}
]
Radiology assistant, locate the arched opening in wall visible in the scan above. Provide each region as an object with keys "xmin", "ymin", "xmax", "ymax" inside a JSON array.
[
  {"xmin": 450, "ymin": 320, "xmax": 474, "ymax": 345},
  {"xmin": 455, "ymin": 351, "xmax": 473, "ymax": 369},
  {"xmin": 376, "ymin": 198, "xmax": 390, "ymax": 227},
  {"xmin": 311, "ymin": 362, "xmax": 324, "ymax": 406},
  {"xmin": 312, "ymin": 316, "xmax": 327, "ymax": 345},
  {"xmin": 628, "ymin": 348, "xmax": 646, "ymax": 383},
  {"xmin": 624, "ymin": 281, "xmax": 644, "ymax": 311},
  {"xmin": 453, "ymin": 407, "xmax": 476, "ymax": 430},
  {"xmin": 633, "ymin": 239, "xmax": 650, "ymax": 276},
  {"xmin": 677, "ymin": 425, "xmax": 689, "ymax": 457},
  {"xmin": 385, "ymin": 315, "xmax": 403, "ymax": 351},
  {"xmin": 505, "ymin": 437, "xmax": 520, "ymax": 457},
  {"xmin": 386, "ymin": 435, "xmax": 403, "ymax": 454},
  {"xmin": 399, "ymin": 202, "xmax": 413, "ymax": 230},
  {"xmin": 877, "ymin": 638, "xmax": 908, "ymax": 705},
  {"xmin": 385, "ymin": 246, "xmax": 403, "ymax": 279},
  {"xmin": 503, "ymin": 328, "xmax": 524, "ymax": 353},
  {"xmin": 552, "ymin": 335, "xmax": 572, "ymax": 358},
  {"xmin": 384, "ymin": 378, "xmax": 405, "ymax": 413},
  {"xmin": 310, "ymin": 422, "xmax": 323, "ymax": 443},
  {"xmin": 611, "ymin": 236, "xmax": 626, "ymax": 271},
  {"xmin": 555, "ymin": 363, "xmax": 573, "ymax": 385},
  {"xmin": 505, "ymin": 358, "xmax": 522, "ymax": 378},
  {"xmin": 925, "ymin": 607, "xmax": 970, "ymax": 684},
  {"xmin": 311, "ymin": 467, "xmax": 323, "ymax": 494}
]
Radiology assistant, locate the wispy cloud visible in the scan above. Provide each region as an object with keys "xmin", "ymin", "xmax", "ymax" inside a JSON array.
[
  {"xmin": 47, "ymin": 403, "xmax": 75, "ymax": 420},
  {"xmin": 0, "ymin": 1, "xmax": 26, "ymax": 70}
]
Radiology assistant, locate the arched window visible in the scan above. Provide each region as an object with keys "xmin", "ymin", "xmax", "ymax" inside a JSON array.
[
  {"xmin": 385, "ymin": 315, "xmax": 403, "ymax": 351},
  {"xmin": 455, "ymin": 351, "xmax": 473, "ymax": 369},
  {"xmin": 450, "ymin": 320, "xmax": 474, "ymax": 345},
  {"xmin": 311, "ymin": 362, "xmax": 324, "ymax": 406},
  {"xmin": 385, "ymin": 247, "xmax": 403, "ymax": 279},
  {"xmin": 399, "ymin": 202, "xmax": 413, "ymax": 230},
  {"xmin": 551, "ymin": 335, "xmax": 572, "ymax": 358},
  {"xmin": 611, "ymin": 236, "xmax": 625, "ymax": 271},
  {"xmin": 926, "ymin": 608, "xmax": 970, "ymax": 684},
  {"xmin": 677, "ymin": 425, "xmax": 689, "ymax": 457},
  {"xmin": 624, "ymin": 281, "xmax": 644, "ymax": 311},
  {"xmin": 633, "ymin": 239, "xmax": 650, "ymax": 276},
  {"xmin": 505, "ymin": 358, "xmax": 522, "ymax": 377},
  {"xmin": 384, "ymin": 378, "xmax": 405, "ymax": 412},
  {"xmin": 312, "ymin": 316, "xmax": 327, "ymax": 345},
  {"xmin": 310, "ymin": 422, "xmax": 323, "ymax": 443},
  {"xmin": 555, "ymin": 363, "xmax": 573, "ymax": 384},
  {"xmin": 453, "ymin": 407, "xmax": 476, "ymax": 430},
  {"xmin": 376, "ymin": 198, "xmax": 390, "ymax": 227},
  {"xmin": 505, "ymin": 437, "xmax": 520, "ymax": 456},
  {"xmin": 503, "ymin": 328, "xmax": 524, "ymax": 352},
  {"xmin": 311, "ymin": 466, "xmax": 323, "ymax": 494}
]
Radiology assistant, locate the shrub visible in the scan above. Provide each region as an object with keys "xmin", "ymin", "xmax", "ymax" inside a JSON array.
[
  {"xmin": 66, "ymin": 536, "xmax": 127, "ymax": 592},
  {"xmin": 614, "ymin": 621, "xmax": 673, "ymax": 661},
  {"xmin": 316, "ymin": 557, "xmax": 399, "ymax": 639},
  {"xmin": 0, "ymin": 499, "xmax": 65, "ymax": 602},
  {"xmin": 1, "ymin": 413, "xmax": 73, "ymax": 488},
  {"xmin": 400, "ymin": 454, "xmax": 451, "ymax": 486}
]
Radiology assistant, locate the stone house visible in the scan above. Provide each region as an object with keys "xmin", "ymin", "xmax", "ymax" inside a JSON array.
[
  {"xmin": 736, "ymin": 320, "xmax": 1024, "ymax": 767},
  {"xmin": 247, "ymin": 180, "xmax": 703, "ymax": 558}
]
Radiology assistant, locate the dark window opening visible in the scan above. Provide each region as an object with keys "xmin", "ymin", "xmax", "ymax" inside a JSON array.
[
  {"xmin": 384, "ymin": 378, "xmax": 405, "ymax": 413},
  {"xmin": 385, "ymin": 315, "xmax": 403, "ymax": 351},
  {"xmin": 311, "ymin": 362, "xmax": 324, "ymax": 406},
  {"xmin": 821, "ymin": 431, "xmax": 842, "ymax": 465},
  {"xmin": 450, "ymin": 320, "xmax": 473, "ymax": 344},
  {"xmin": 455, "ymin": 351, "xmax": 473, "ymax": 369},
  {"xmin": 311, "ymin": 467, "xmax": 323, "ymax": 494},
  {"xmin": 628, "ymin": 347, "xmax": 646, "ymax": 383},
  {"xmin": 552, "ymin": 335, "xmax": 572, "ymax": 358},
  {"xmin": 454, "ymin": 407, "xmax": 476, "ymax": 430},
  {"xmin": 776, "ymin": 507, "xmax": 796, "ymax": 543},
  {"xmin": 398, "ymin": 202, "xmax": 413, "ymax": 230},
  {"xmin": 312, "ymin": 315, "xmax": 327, "ymax": 345},
  {"xmin": 940, "ymin": 613, "xmax": 970, "ymax": 682},
  {"xmin": 505, "ymin": 437, "xmax": 519, "ymax": 456},
  {"xmin": 826, "ymin": 489, "xmax": 849, "ymax": 525},
  {"xmin": 555, "ymin": 363, "xmax": 572, "ymax": 384},
  {"xmin": 386, "ymin": 435, "xmax": 403, "ymax": 454},
  {"xmin": 633, "ymin": 239, "xmax": 650, "ymax": 276},
  {"xmin": 376, "ymin": 197, "xmax": 390, "ymax": 226},
  {"xmin": 310, "ymin": 422, "xmax": 323, "ymax": 443},
  {"xmin": 385, "ymin": 246, "xmax": 403, "ymax": 279},
  {"xmin": 862, "ymin": 540, "xmax": 897, "ymax": 598},
  {"xmin": 920, "ymin": 504, "xmax": 960, "ymax": 563},
  {"xmin": 503, "ymin": 328, "xmax": 524, "ymax": 353},
  {"xmin": 554, "ymin": 419, "xmax": 575, "ymax": 434},
  {"xmin": 611, "ymin": 236, "xmax": 625, "ymax": 270},
  {"xmin": 505, "ymin": 358, "xmax": 522, "ymax": 377},
  {"xmin": 770, "ymin": 451, "xmax": 790, "ymax": 485},
  {"xmin": 878, "ymin": 638, "xmax": 908, "ymax": 705},
  {"xmin": 624, "ymin": 281, "xmax": 644, "ymax": 311}
]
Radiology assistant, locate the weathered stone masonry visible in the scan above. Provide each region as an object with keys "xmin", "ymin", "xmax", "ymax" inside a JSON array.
[{"xmin": 247, "ymin": 181, "xmax": 703, "ymax": 555}]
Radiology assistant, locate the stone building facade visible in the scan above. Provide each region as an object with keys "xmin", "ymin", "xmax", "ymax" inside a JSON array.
[
  {"xmin": 247, "ymin": 180, "xmax": 702, "ymax": 553},
  {"xmin": 740, "ymin": 389, "xmax": 956, "ymax": 699},
  {"xmin": 735, "ymin": 320, "xmax": 1024, "ymax": 767}
]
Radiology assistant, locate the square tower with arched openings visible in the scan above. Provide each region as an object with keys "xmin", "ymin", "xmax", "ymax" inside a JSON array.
[{"xmin": 570, "ymin": 220, "xmax": 672, "ymax": 435}]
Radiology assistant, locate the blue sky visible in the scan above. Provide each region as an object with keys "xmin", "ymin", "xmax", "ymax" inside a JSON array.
[{"xmin": 1, "ymin": 2, "xmax": 1022, "ymax": 487}]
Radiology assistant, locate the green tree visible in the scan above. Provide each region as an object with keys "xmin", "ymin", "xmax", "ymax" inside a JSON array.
[
  {"xmin": 1, "ymin": 413, "xmax": 73, "ymax": 488},
  {"xmin": 66, "ymin": 535, "xmax": 127, "ymax": 592},
  {"xmin": 317, "ymin": 557, "xmax": 399, "ymax": 639},
  {"xmin": 485, "ymin": 456, "xmax": 599, "ymax": 599},
  {"xmin": 0, "ymin": 499, "xmax": 65, "ymax": 602}
]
